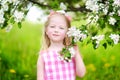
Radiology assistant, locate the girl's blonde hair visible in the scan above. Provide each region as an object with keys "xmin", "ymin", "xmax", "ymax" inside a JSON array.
[{"xmin": 41, "ymin": 12, "xmax": 72, "ymax": 50}]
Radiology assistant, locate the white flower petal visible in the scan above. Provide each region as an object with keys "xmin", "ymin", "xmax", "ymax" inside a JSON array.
[{"xmin": 60, "ymin": 2, "xmax": 67, "ymax": 10}]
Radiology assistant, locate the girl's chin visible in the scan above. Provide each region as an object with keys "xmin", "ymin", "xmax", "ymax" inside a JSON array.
[{"xmin": 51, "ymin": 39, "xmax": 63, "ymax": 42}]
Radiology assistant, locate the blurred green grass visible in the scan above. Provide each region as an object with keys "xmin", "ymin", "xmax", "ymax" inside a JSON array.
[
  {"xmin": 0, "ymin": 21, "xmax": 42, "ymax": 80},
  {"xmin": 0, "ymin": 21, "xmax": 120, "ymax": 80}
]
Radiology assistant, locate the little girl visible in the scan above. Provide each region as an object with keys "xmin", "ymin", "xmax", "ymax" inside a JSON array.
[{"xmin": 37, "ymin": 11, "xmax": 86, "ymax": 80}]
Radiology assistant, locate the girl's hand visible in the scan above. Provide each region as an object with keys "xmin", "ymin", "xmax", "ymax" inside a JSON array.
[
  {"xmin": 73, "ymin": 44, "xmax": 78, "ymax": 50},
  {"xmin": 73, "ymin": 44, "xmax": 80, "ymax": 55},
  {"xmin": 73, "ymin": 45, "xmax": 86, "ymax": 77}
]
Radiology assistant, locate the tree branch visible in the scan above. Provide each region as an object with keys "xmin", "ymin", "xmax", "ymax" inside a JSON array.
[
  {"xmin": 67, "ymin": 6, "xmax": 90, "ymax": 12},
  {"xmin": 28, "ymin": 0, "xmax": 90, "ymax": 12},
  {"xmin": 28, "ymin": 0, "xmax": 51, "ymax": 8}
]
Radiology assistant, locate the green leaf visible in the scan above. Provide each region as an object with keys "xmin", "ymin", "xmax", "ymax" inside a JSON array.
[
  {"xmin": 98, "ymin": 18, "xmax": 105, "ymax": 29},
  {"xmin": 83, "ymin": 36, "xmax": 91, "ymax": 45},
  {"xmin": 114, "ymin": 15, "xmax": 120, "ymax": 20},
  {"xmin": 2, "ymin": 21, "xmax": 8, "ymax": 29},
  {"xmin": 18, "ymin": 22, "xmax": 22, "ymax": 28},
  {"xmin": 106, "ymin": 37, "xmax": 114, "ymax": 46},
  {"xmin": 72, "ymin": 37, "xmax": 75, "ymax": 45},
  {"xmin": 92, "ymin": 40, "xmax": 97, "ymax": 49},
  {"xmin": 10, "ymin": 17, "xmax": 15, "ymax": 23},
  {"xmin": 103, "ymin": 43, "xmax": 107, "ymax": 49},
  {"xmin": 79, "ymin": 25, "xmax": 87, "ymax": 31}
]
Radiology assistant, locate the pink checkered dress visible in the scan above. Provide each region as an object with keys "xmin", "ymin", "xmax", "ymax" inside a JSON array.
[{"xmin": 41, "ymin": 50, "xmax": 76, "ymax": 80}]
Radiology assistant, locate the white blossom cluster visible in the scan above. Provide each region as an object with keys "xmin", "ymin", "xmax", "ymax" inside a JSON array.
[
  {"xmin": 87, "ymin": 15, "xmax": 99, "ymax": 24},
  {"xmin": 0, "ymin": 0, "xmax": 19, "ymax": 12},
  {"xmin": 68, "ymin": 47, "xmax": 75, "ymax": 58},
  {"xmin": 0, "ymin": 0, "xmax": 27, "ymax": 31},
  {"xmin": 92, "ymin": 35, "xmax": 105, "ymax": 48},
  {"xmin": 109, "ymin": 34, "xmax": 120, "ymax": 44},
  {"xmin": 58, "ymin": 47, "xmax": 75, "ymax": 62},
  {"xmin": 108, "ymin": 17, "xmax": 117, "ymax": 25},
  {"xmin": 13, "ymin": 10, "xmax": 24, "ymax": 23},
  {"xmin": 60, "ymin": 2, "xmax": 67, "ymax": 10},
  {"xmin": 85, "ymin": 0, "xmax": 100, "ymax": 13},
  {"xmin": 118, "ymin": 10, "xmax": 120, "ymax": 16},
  {"xmin": 1, "ymin": 0, "xmax": 19, "ymax": 5},
  {"xmin": 59, "ymin": 26, "xmax": 87, "ymax": 62},
  {"xmin": 85, "ymin": 0, "xmax": 120, "ymax": 26},
  {"xmin": 113, "ymin": 0, "xmax": 120, "ymax": 7},
  {"xmin": 0, "ymin": 9, "xmax": 5, "ymax": 24},
  {"xmin": 67, "ymin": 26, "xmax": 87, "ymax": 42}
]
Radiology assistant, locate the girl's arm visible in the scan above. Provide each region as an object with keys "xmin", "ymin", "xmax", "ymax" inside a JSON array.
[
  {"xmin": 37, "ymin": 54, "xmax": 44, "ymax": 80},
  {"xmin": 74, "ymin": 45, "xmax": 86, "ymax": 77}
]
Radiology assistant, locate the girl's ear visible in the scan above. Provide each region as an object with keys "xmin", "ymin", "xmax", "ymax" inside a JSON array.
[
  {"xmin": 46, "ymin": 30, "xmax": 48, "ymax": 35},
  {"xmin": 45, "ymin": 27, "xmax": 48, "ymax": 35}
]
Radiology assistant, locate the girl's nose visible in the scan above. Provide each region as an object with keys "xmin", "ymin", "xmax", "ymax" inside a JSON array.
[
  {"xmin": 54, "ymin": 30, "xmax": 58, "ymax": 33},
  {"xmin": 54, "ymin": 28, "xmax": 58, "ymax": 33}
]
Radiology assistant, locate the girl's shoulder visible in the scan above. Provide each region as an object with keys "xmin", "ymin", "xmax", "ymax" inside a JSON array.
[{"xmin": 39, "ymin": 49, "xmax": 49, "ymax": 55}]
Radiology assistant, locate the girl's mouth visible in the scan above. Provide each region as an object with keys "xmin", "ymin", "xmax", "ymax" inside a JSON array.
[{"xmin": 52, "ymin": 34, "xmax": 59, "ymax": 36}]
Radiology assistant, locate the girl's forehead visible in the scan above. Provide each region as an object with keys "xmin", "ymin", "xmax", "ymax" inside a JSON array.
[
  {"xmin": 49, "ymin": 15, "xmax": 67, "ymax": 25},
  {"xmin": 50, "ymin": 14, "xmax": 65, "ymax": 20}
]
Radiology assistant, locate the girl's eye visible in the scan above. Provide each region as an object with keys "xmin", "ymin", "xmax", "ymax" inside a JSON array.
[
  {"xmin": 60, "ymin": 27, "xmax": 64, "ymax": 29},
  {"xmin": 50, "ymin": 26, "xmax": 55, "ymax": 28}
]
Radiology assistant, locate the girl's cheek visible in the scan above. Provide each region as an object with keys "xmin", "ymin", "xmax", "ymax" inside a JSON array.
[
  {"xmin": 46, "ymin": 30, "xmax": 53, "ymax": 37},
  {"xmin": 46, "ymin": 27, "xmax": 53, "ymax": 34},
  {"xmin": 60, "ymin": 31, "xmax": 67, "ymax": 37},
  {"xmin": 47, "ymin": 31, "xmax": 52, "ymax": 34}
]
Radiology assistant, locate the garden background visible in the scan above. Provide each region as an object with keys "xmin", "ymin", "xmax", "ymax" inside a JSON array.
[{"xmin": 0, "ymin": 20, "xmax": 120, "ymax": 80}]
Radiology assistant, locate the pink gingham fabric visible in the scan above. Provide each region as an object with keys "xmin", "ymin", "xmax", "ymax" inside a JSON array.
[{"xmin": 41, "ymin": 50, "xmax": 76, "ymax": 80}]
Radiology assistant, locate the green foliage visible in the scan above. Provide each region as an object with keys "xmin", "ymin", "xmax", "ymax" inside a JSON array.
[
  {"xmin": 79, "ymin": 42, "xmax": 120, "ymax": 80},
  {"xmin": 0, "ymin": 21, "xmax": 41, "ymax": 80},
  {"xmin": 0, "ymin": 0, "xmax": 30, "ymax": 29},
  {"xmin": 18, "ymin": 22, "xmax": 22, "ymax": 28},
  {"xmin": 0, "ymin": 0, "xmax": 86, "ymax": 29}
]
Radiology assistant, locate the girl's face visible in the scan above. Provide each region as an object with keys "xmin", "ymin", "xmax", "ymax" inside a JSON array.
[{"xmin": 46, "ymin": 14, "xmax": 68, "ymax": 43}]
